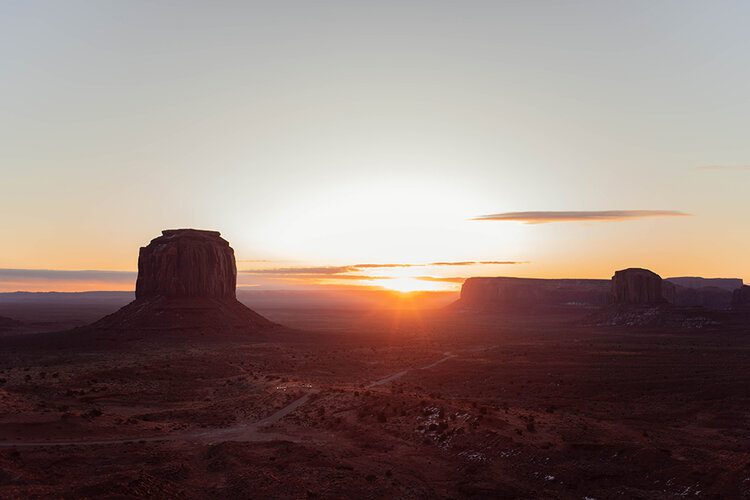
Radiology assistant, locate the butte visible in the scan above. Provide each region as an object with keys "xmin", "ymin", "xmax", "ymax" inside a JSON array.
[{"xmin": 90, "ymin": 229, "xmax": 276, "ymax": 335}]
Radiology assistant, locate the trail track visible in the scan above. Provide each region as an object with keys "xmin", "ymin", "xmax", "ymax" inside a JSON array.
[{"xmin": 0, "ymin": 352, "xmax": 456, "ymax": 447}]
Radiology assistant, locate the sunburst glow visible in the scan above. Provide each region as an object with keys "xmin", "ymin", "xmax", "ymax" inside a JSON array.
[{"xmin": 371, "ymin": 277, "xmax": 451, "ymax": 293}]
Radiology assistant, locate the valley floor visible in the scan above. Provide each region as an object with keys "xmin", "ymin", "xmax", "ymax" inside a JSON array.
[{"xmin": 1, "ymin": 309, "xmax": 750, "ymax": 498}]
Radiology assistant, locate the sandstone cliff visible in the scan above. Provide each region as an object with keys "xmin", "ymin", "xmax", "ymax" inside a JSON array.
[
  {"xmin": 611, "ymin": 268, "xmax": 665, "ymax": 305},
  {"xmin": 135, "ymin": 229, "xmax": 236, "ymax": 300},
  {"xmin": 91, "ymin": 229, "xmax": 275, "ymax": 334},
  {"xmin": 457, "ymin": 277, "xmax": 610, "ymax": 311}
]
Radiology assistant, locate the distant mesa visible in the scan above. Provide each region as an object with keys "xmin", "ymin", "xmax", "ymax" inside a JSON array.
[
  {"xmin": 733, "ymin": 285, "xmax": 750, "ymax": 311},
  {"xmin": 666, "ymin": 277, "xmax": 743, "ymax": 292},
  {"xmin": 455, "ymin": 267, "xmax": 747, "ymax": 328},
  {"xmin": 456, "ymin": 277, "xmax": 610, "ymax": 311},
  {"xmin": 664, "ymin": 278, "xmax": 739, "ymax": 310},
  {"xmin": 611, "ymin": 268, "xmax": 665, "ymax": 305},
  {"xmin": 90, "ymin": 229, "xmax": 276, "ymax": 334}
]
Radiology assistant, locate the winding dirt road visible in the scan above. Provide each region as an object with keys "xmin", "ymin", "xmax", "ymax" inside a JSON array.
[{"xmin": 0, "ymin": 352, "xmax": 456, "ymax": 448}]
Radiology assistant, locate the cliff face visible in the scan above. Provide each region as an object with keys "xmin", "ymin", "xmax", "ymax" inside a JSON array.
[
  {"xmin": 611, "ymin": 268, "xmax": 664, "ymax": 305},
  {"xmin": 135, "ymin": 229, "xmax": 236, "ymax": 300},
  {"xmin": 458, "ymin": 277, "xmax": 611, "ymax": 310},
  {"xmin": 457, "ymin": 271, "xmax": 743, "ymax": 313},
  {"xmin": 91, "ymin": 229, "xmax": 274, "ymax": 334},
  {"xmin": 732, "ymin": 285, "xmax": 750, "ymax": 311}
]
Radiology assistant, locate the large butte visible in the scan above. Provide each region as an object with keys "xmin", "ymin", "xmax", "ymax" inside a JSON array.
[{"xmin": 91, "ymin": 229, "xmax": 276, "ymax": 334}]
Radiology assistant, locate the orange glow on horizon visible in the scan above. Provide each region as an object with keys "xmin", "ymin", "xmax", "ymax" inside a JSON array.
[{"xmin": 370, "ymin": 277, "xmax": 456, "ymax": 293}]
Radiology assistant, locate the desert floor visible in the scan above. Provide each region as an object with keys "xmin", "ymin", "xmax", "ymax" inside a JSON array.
[{"xmin": 1, "ymin": 307, "xmax": 750, "ymax": 498}]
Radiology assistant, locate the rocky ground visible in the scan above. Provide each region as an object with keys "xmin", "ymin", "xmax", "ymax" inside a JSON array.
[{"xmin": 1, "ymin": 309, "xmax": 750, "ymax": 498}]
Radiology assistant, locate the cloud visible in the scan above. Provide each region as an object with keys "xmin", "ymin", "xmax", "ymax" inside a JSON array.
[
  {"xmin": 357, "ymin": 261, "xmax": 524, "ymax": 268},
  {"xmin": 415, "ymin": 276, "xmax": 467, "ymax": 283},
  {"xmin": 430, "ymin": 261, "xmax": 528, "ymax": 266},
  {"xmin": 0, "ymin": 268, "xmax": 136, "ymax": 282},
  {"xmin": 264, "ymin": 273, "xmax": 390, "ymax": 281},
  {"xmin": 471, "ymin": 210, "xmax": 690, "ymax": 224},
  {"xmin": 239, "ymin": 266, "xmax": 357, "ymax": 275},
  {"xmin": 240, "ymin": 261, "xmax": 526, "ymax": 275},
  {"xmin": 427, "ymin": 262, "xmax": 477, "ymax": 267},
  {"xmin": 354, "ymin": 263, "xmax": 415, "ymax": 269}
]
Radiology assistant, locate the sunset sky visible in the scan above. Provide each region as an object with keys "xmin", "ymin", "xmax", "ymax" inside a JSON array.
[{"xmin": 2, "ymin": 1, "xmax": 749, "ymax": 293}]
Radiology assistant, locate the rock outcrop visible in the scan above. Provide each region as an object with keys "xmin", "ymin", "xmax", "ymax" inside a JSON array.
[
  {"xmin": 611, "ymin": 268, "xmax": 665, "ymax": 305},
  {"xmin": 732, "ymin": 285, "xmax": 750, "ymax": 311},
  {"xmin": 593, "ymin": 268, "xmax": 721, "ymax": 328},
  {"xmin": 457, "ymin": 277, "xmax": 610, "ymax": 311},
  {"xmin": 90, "ymin": 229, "xmax": 275, "ymax": 335}
]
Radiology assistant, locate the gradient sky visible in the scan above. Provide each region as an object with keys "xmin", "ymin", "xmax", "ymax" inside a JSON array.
[{"xmin": 2, "ymin": 1, "xmax": 749, "ymax": 292}]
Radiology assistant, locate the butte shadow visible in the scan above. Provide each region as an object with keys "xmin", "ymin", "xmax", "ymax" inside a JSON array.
[{"xmin": 7, "ymin": 229, "xmax": 284, "ymax": 349}]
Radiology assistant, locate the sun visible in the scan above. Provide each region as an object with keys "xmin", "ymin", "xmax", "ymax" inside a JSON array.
[{"xmin": 372, "ymin": 277, "xmax": 450, "ymax": 293}]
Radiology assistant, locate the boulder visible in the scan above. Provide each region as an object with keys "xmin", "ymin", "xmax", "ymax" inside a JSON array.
[{"xmin": 611, "ymin": 268, "xmax": 664, "ymax": 305}]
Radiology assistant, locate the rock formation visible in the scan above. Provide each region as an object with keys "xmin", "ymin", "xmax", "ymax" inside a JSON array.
[
  {"xmin": 590, "ymin": 268, "xmax": 723, "ymax": 328},
  {"xmin": 666, "ymin": 277, "xmax": 743, "ymax": 292},
  {"xmin": 90, "ymin": 229, "xmax": 275, "ymax": 335},
  {"xmin": 663, "ymin": 277, "xmax": 743, "ymax": 310},
  {"xmin": 135, "ymin": 229, "xmax": 236, "ymax": 300},
  {"xmin": 611, "ymin": 268, "xmax": 665, "ymax": 305},
  {"xmin": 661, "ymin": 280, "xmax": 677, "ymax": 305},
  {"xmin": 457, "ymin": 277, "xmax": 611, "ymax": 311},
  {"xmin": 732, "ymin": 285, "xmax": 750, "ymax": 311}
]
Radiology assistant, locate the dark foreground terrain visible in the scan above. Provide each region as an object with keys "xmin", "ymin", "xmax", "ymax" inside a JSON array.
[{"xmin": 1, "ymin": 306, "xmax": 750, "ymax": 499}]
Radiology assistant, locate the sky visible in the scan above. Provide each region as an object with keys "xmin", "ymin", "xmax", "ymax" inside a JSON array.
[{"xmin": 1, "ymin": 1, "xmax": 749, "ymax": 292}]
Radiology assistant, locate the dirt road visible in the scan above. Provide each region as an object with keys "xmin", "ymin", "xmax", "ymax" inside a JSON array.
[{"xmin": 0, "ymin": 351, "xmax": 457, "ymax": 447}]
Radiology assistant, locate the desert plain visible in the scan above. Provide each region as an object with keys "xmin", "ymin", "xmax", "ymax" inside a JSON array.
[{"xmin": 2, "ymin": 301, "xmax": 750, "ymax": 499}]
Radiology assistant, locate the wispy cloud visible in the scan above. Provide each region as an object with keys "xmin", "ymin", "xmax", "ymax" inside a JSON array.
[
  {"xmin": 471, "ymin": 210, "xmax": 690, "ymax": 224},
  {"xmin": 415, "ymin": 276, "xmax": 467, "ymax": 283},
  {"xmin": 0, "ymin": 268, "xmax": 136, "ymax": 282},
  {"xmin": 354, "ymin": 263, "xmax": 414, "ymax": 269},
  {"xmin": 239, "ymin": 266, "xmax": 356, "ymax": 275},
  {"xmin": 429, "ymin": 261, "xmax": 528, "ymax": 266},
  {"xmin": 240, "ymin": 261, "xmax": 526, "ymax": 275},
  {"xmin": 251, "ymin": 273, "xmax": 390, "ymax": 281}
]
